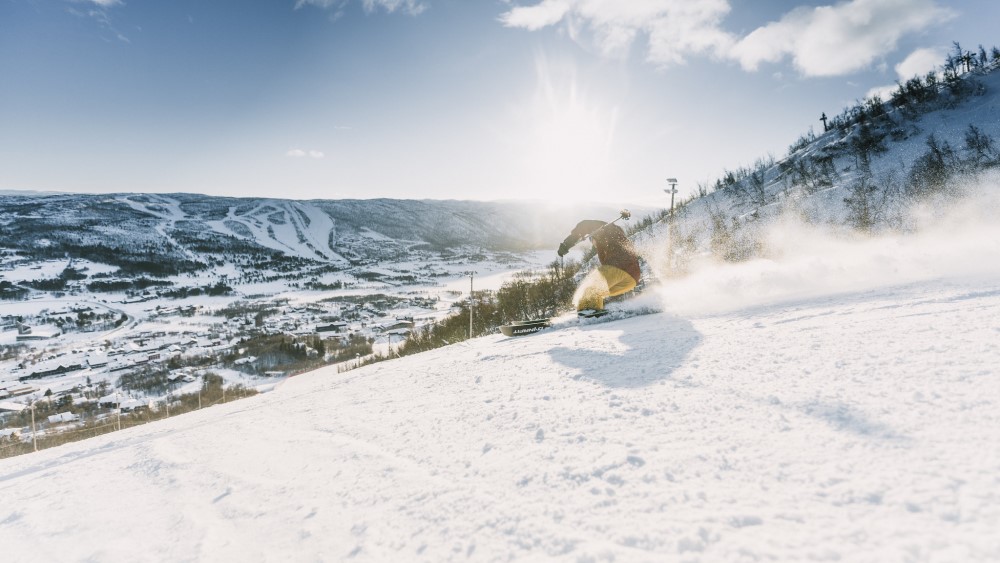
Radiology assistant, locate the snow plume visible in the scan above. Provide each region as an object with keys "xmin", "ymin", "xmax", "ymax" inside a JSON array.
[{"xmin": 648, "ymin": 173, "xmax": 1000, "ymax": 316}]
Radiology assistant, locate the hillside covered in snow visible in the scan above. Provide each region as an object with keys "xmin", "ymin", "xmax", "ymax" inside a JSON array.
[{"xmin": 628, "ymin": 58, "xmax": 1000, "ymax": 285}]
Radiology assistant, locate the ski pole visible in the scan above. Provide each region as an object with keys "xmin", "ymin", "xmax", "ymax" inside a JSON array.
[
  {"xmin": 558, "ymin": 209, "xmax": 631, "ymax": 257},
  {"xmin": 582, "ymin": 209, "xmax": 631, "ymax": 242}
]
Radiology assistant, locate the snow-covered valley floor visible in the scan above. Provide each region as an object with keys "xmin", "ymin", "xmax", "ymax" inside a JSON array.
[{"xmin": 1, "ymin": 271, "xmax": 998, "ymax": 562}]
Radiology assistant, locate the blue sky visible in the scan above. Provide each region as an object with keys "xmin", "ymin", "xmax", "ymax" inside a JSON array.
[{"xmin": 1, "ymin": 0, "xmax": 997, "ymax": 205}]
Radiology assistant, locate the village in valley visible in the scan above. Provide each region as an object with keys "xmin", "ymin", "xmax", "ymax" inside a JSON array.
[{"xmin": 0, "ymin": 242, "xmax": 550, "ymax": 456}]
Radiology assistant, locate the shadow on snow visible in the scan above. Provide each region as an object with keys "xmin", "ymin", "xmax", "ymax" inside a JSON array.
[{"xmin": 546, "ymin": 314, "xmax": 702, "ymax": 389}]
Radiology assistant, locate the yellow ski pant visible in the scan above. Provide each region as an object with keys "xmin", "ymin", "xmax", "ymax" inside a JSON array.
[{"xmin": 574, "ymin": 265, "xmax": 637, "ymax": 311}]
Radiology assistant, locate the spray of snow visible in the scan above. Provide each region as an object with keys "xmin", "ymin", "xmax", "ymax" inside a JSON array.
[{"xmin": 648, "ymin": 172, "xmax": 1000, "ymax": 316}]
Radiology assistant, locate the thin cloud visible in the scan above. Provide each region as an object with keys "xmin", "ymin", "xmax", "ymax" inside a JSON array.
[
  {"xmin": 500, "ymin": 0, "xmax": 954, "ymax": 77},
  {"xmin": 67, "ymin": 0, "xmax": 130, "ymax": 42},
  {"xmin": 865, "ymin": 83, "xmax": 897, "ymax": 101},
  {"xmin": 499, "ymin": 0, "xmax": 570, "ymax": 31},
  {"xmin": 67, "ymin": 0, "xmax": 122, "ymax": 7},
  {"xmin": 295, "ymin": 0, "xmax": 427, "ymax": 16},
  {"xmin": 287, "ymin": 149, "xmax": 326, "ymax": 159},
  {"xmin": 895, "ymin": 46, "xmax": 947, "ymax": 79},
  {"xmin": 865, "ymin": 45, "xmax": 947, "ymax": 100}
]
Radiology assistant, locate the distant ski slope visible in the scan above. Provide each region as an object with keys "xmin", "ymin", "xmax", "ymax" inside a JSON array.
[
  {"xmin": 202, "ymin": 200, "xmax": 348, "ymax": 262},
  {"xmin": 119, "ymin": 195, "xmax": 198, "ymax": 260},
  {"xmin": 0, "ymin": 193, "xmax": 637, "ymax": 266}
]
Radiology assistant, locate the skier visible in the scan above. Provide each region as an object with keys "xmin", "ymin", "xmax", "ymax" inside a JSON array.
[{"xmin": 557, "ymin": 216, "xmax": 641, "ymax": 315}]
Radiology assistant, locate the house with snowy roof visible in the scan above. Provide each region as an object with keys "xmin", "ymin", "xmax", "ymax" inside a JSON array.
[
  {"xmin": 86, "ymin": 354, "xmax": 109, "ymax": 368},
  {"xmin": 47, "ymin": 412, "xmax": 79, "ymax": 424},
  {"xmin": 16, "ymin": 325, "xmax": 62, "ymax": 341},
  {"xmin": 20, "ymin": 360, "xmax": 85, "ymax": 381}
]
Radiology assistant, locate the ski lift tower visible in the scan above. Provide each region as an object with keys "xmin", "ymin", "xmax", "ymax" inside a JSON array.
[{"xmin": 664, "ymin": 178, "xmax": 679, "ymax": 217}]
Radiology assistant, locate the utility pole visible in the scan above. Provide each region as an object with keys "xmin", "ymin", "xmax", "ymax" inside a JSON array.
[
  {"xmin": 387, "ymin": 333, "xmax": 401, "ymax": 358},
  {"xmin": 468, "ymin": 272, "xmax": 474, "ymax": 339},
  {"xmin": 30, "ymin": 401, "xmax": 37, "ymax": 452},
  {"xmin": 820, "ymin": 112, "xmax": 829, "ymax": 132}
]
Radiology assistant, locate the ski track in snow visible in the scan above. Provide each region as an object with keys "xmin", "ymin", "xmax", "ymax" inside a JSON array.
[
  {"xmin": 1, "ymin": 276, "xmax": 999, "ymax": 561},
  {"xmin": 288, "ymin": 202, "xmax": 348, "ymax": 263},
  {"xmin": 202, "ymin": 201, "xmax": 348, "ymax": 263},
  {"xmin": 119, "ymin": 195, "xmax": 197, "ymax": 260},
  {"xmin": 207, "ymin": 203, "xmax": 308, "ymax": 260}
]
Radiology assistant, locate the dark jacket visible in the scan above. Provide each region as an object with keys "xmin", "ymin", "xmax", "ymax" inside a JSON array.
[{"xmin": 560, "ymin": 220, "xmax": 641, "ymax": 283}]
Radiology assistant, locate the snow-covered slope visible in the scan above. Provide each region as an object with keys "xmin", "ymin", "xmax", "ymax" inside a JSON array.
[{"xmin": 2, "ymin": 214, "xmax": 998, "ymax": 561}]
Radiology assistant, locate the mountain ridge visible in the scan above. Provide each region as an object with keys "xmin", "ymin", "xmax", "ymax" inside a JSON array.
[{"xmin": 0, "ymin": 192, "xmax": 641, "ymax": 274}]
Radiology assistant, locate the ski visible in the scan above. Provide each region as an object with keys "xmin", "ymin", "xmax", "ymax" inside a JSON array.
[
  {"xmin": 499, "ymin": 319, "xmax": 551, "ymax": 337},
  {"xmin": 500, "ymin": 306, "xmax": 656, "ymax": 337}
]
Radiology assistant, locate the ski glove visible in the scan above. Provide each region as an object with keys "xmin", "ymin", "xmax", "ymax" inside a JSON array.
[{"xmin": 558, "ymin": 233, "xmax": 581, "ymax": 257}]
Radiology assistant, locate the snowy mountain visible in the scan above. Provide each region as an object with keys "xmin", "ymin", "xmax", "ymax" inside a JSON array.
[{"xmin": 0, "ymin": 193, "xmax": 633, "ymax": 269}]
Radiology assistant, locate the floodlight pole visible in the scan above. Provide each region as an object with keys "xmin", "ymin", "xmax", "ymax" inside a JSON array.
[
  {"xmin": 664, "ymin": 177, "xmax": 679, "ymax": 278},
  {"xmin": 665, "ymin": 178, "xmax": 679, "ymax": 217}
]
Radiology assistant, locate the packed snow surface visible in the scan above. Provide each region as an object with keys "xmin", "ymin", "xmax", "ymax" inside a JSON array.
[{"xmin": 2, "ymin": 271, "xmax": 999, "ymax": 561}]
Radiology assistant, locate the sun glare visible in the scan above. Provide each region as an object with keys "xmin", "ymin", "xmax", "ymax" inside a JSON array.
[{"xmin": 512, "ymin": 56, "xmax": 620, "ymax": 203}]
